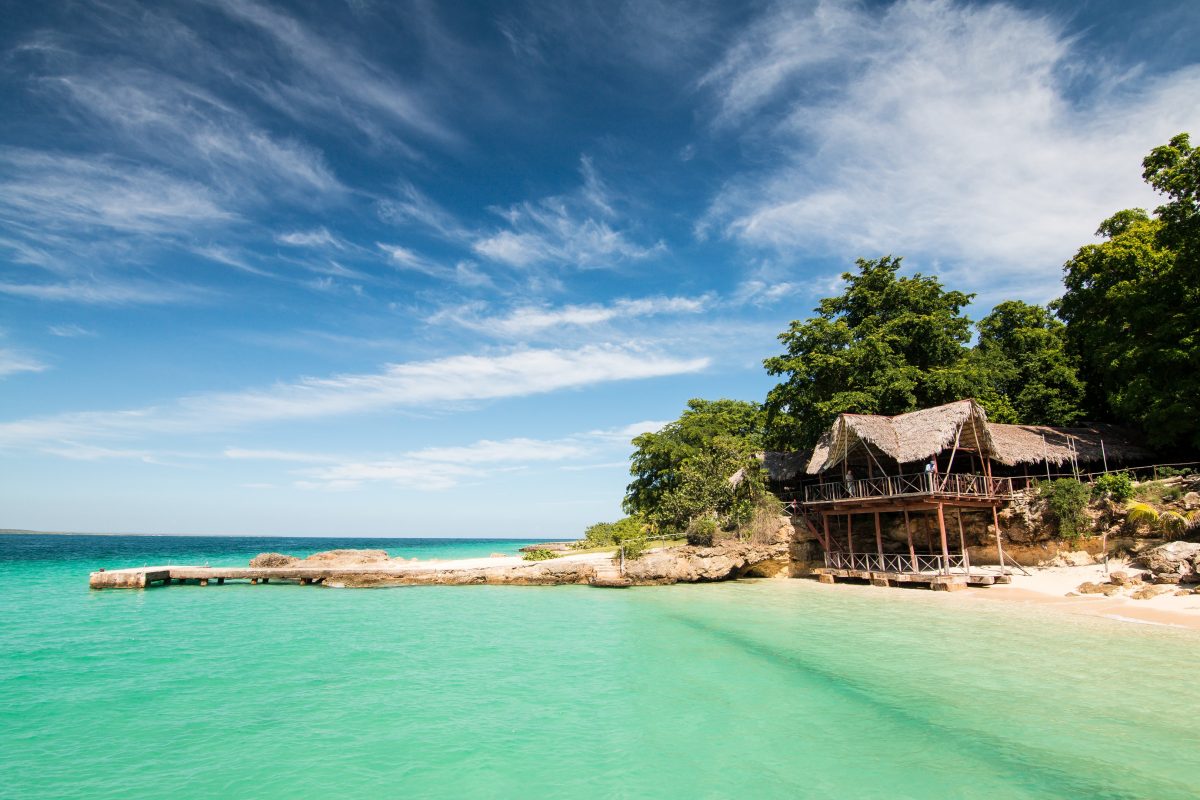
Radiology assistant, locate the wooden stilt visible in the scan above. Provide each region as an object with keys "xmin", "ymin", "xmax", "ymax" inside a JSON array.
[
  {"xmin": 936, "ymin": 503, "xmax": 950, "ymax": 575},
  {"xmin": 903, "ymin": 510, "xmax": 917, "ymax": 572},
  {"xmin": 874, "ymin": 511, "xmax": 884, "ymax": 563},
  {"xmin": 847, "ymin": 514, "xmax": 854, "ymax": 557},
  {"xmin": 823, "ymin": 513, "xmax": 831, "ymax": 553},
  {"xmin": 262, "ymin": 578, "xmax": 269, "ymax": 584},
  {"xmin": 217, "ymin": 577, "xmax": 224, "ymax": 585},
  {"xmin": 991, "ymin": 505, "xmax": 1006, "ymax": 576},
  {"xmin": 955, "ymin": 508, "xmax": 971, "ymax": 575}
]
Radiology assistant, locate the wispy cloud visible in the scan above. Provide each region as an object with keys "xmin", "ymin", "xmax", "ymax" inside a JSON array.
[
  {"xmin": 0, "ymin": 279, "xmax": 202, "ymax": 305},
  {"xmin": 0, "ymin": 345, "xmax": 709, "ymax": 448},
  {"xmin": 47, "ymin": 324, "xmax": 97, "ymax": 338},
  {"xmin": 700, "ymin": 0, "xmax": 1200, "ymax": 300},
  {"xmin": 473, "ymin": 158, "xmax": 665, "ymax": 269},
  {"xmin": 276, "ymin": 227, "xmax": 344, "ymax": 248},
  {"xmin": 432, "ymin": 294, "xmax": 710, "ymax": 337},
  {"xmin": 0, "ymin": 346, "xmax": 47, "ymax": 378}
]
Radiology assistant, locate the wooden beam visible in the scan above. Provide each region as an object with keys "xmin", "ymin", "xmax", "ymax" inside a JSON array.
[
  {"xmin": 955, "ymin": 508, "xmax": 971, "ymax": 575},
  {"xmin": 874, "ymin": 511, "xmax": 883, "ymax": 560},
  {"xmin": 847, "ymin": 513, "xmax": 854, "ymax": 557},
  {"xmin": 936, "ymin": 502, "xmax": 950, "ymax": 575},
  {"xmin": 903, "ymin": 510, "xmax": 917, "ymax": 572},
  {"xmin": 991, "ymin": 505, "xmax": 1006, "ymax": 576},
  {"xmin": 823, "ymin": 513, "xmax": 832, "ymax": 553}
]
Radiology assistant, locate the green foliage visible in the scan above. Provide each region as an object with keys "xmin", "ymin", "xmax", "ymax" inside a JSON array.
[
  {"xmin": 763, "ymin": 256, "xmax": 976, "ymax": 448},
  {"xmin": 1039, "ymin": 478, "xmax": 1092, "ymax": 540},
  {"xmin": 1058, "ymin": 133, "xmax": 1200, "ymax": 449},
  {"xmin": 1125, "ymin": 501, "xmax": 1160, "ymax": 530},
  {"xmin": 1092, "ymin": 472, "xmax": 1134, "ymax": 502},
  {"xmin": 686, "ymin": 516, "xmax": 718, "ymax": 546},
  {"xmin": 1159, "ymin": 511, "xmax": 1189, "ymax": 539},
  {"xmin": 580, "ymin": 516, "xmax": 645, "ymax": 548},
  {"xmin": 522, "ymin": 548, "xmax": 558, "ymax": 561},
  {"xmin": 624, "ymin": 398, "xmax": 763, "ymax": 518},
  {"xmin": 971, "ymin": 301, "xmax": 1086, "ymax": 426},
  {"xmin": 617, "ymin": 535, "xmax": 648, "ymax": 561},
  {"xmin": 762, "ymin": 258, "xmax": 1087, "ymax": 449}
]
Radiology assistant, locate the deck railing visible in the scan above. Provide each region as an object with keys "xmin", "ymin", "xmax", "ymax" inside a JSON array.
[
  {"xmin": 824, "ymin": 551, "xmax": 965, "ymax": 574},
  {"xmin": 802, "ymin": 472, "xmax": 1014, "ymax": 505}
]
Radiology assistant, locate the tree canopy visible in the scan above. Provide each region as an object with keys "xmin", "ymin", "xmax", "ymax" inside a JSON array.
[
  {"xmin": 1058, "ymin": 133, "xmax": 1200, "ymax": 449},
  {"xmin": 763, "ymin": 256, "xmax": 974, "ymax": 448}
]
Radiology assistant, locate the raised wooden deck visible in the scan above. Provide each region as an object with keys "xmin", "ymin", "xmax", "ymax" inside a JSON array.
[
  {"xmin": 801, "ymin": 472, "xmax": 1016, "ymax": 510},
  {"xmin": 812, "ymin": 566, "xmax": 1011, "ymax": 590}
]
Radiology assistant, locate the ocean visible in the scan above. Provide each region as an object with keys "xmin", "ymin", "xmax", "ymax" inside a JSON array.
[{"xmin": 1, "ymin": 533, "xmax": 1198, "ymax": 798}]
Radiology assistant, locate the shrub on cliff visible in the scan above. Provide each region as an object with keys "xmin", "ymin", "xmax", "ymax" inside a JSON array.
[
  {"xmin": 1093, "ymin": 472, "xmax": 1134, "ymax": 502},
  {"xmin": 1039, "ymin": 478, "xmax": 1092, "ymax": 539}
]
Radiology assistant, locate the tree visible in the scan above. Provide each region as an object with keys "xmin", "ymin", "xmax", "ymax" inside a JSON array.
[
  {"xmin": 970, "ymin": 300, "xmax": 1086, "ymax": 426},
  {"xmin": 623, "ymin": 398, "xmax": 762, "ymax": 519},
  {"xmin": 763, "ymin": 256, "xmax": 976, "ymax": 449},
  {"xmin": 1057, "ymin": 133, "xmax": 1200, "ymax": 449}
]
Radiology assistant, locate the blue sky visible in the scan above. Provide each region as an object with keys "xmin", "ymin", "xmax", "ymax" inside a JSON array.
[{"xmin": 2, "ymin": 0, "xmax": 1198, "ymax": 537}]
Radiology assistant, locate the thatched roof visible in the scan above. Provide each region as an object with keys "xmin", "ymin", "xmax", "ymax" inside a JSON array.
[
  {"xmin": 988, "ymin": 422, "xmax": 1153, "ymax": 467},
  {"xmin": 760, "ymin": 451, "xmax": 812, "ymax": 483},
  {"xmin": 807, "ymin": 399, "xmax": 994, "ymax": 473},
  {"xmin": 805, "ymin": 399, "xmax": 1152, "ymax": 473}
]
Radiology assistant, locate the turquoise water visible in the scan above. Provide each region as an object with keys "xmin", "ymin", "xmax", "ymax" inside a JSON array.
[{"xmin": 2, "ymin": 534, "xmax": 1198, "ymax": 798}]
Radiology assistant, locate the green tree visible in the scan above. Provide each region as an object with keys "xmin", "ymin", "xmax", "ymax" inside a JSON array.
[
  {"xmin": 1057, "ymin": 133, "xmax": 1200, "ymax": 449},
  {"xmin": 970, "ymin": 301, "xmax": 1086, "ymax": 426},
  {"xmin": 623, "ymin": 398, "xmax": 763, "ymax": 519},
  {"xmin": 763, "ymin": 256, "xmax": 975, "ymax": 449}
]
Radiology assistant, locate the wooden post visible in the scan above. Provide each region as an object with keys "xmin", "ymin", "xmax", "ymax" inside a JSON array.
[
  {"xmin": 991, "ymin": 505, "xmax": 1006, "ymax": 576},
  {"xmin": 217, "ymin": 577, "xmax": 224, "ymax": 585},
  {"xmin": 936, "ymin": 503, "xmax": 950, "ymax": 575},
  {"xmin": 904, "ymin": 510, "xmax": 917, "ymax": 572},
  {"xmin": 847, "ymin": 514, "xmax": 854, "ymax": 557},
  {"xmin": 823, "ymin": 514, "xmax": 831, "ymax": 553},
  {"xmin": 874, "ymin": 511, "xmax": 884, "ymax": 569},
  {"xmin": 955, "ymin": 508, "xmax": 971, "ymax": 575},
  {"xmin": 262, "ymin": 577, "xmax": 270, "ymax": 584}
]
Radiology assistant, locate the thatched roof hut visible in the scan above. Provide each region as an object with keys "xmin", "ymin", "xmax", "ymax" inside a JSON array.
[{"xmin": 805, "ymin": 399, "xmax": 1152, "ymax": 474}]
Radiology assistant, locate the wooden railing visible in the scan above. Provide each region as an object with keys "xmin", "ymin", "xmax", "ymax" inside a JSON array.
[
  {"xmin": 824, "ymin": 551, "xmax": 965, "ymax": 574},
  {"xmin": 802, "ymin": 472, "xmax": 1014, "ymax": 504}
]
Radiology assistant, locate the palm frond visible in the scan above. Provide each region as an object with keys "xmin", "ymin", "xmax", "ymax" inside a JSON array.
[
  {"xmin": 1125, "ymin": 502, "xmax": 1161, "ymax": 528},
  {"xmin": 1159, "ymin": 511, "xmax": 1189, "ymax": 539}
]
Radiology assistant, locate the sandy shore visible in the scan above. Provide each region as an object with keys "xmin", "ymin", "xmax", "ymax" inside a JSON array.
[{"xmin": 960, "ymin": 560, "xmax": 1200, "ymax": 630}]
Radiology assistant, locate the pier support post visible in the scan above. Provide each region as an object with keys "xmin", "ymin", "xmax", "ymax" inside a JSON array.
[
  {"xmin": 903, "ymin": 510, "xmax": 917, "ymax": 572},
  {"xmin": 955, "ymin": 508, "xmax": 971, "ymax": 575},
  {"xmin": 991, "ymin": 505, "xmax": 1007, "ymax": 576},
  {"xmin": 818, "ymin": 573, "xmax": 836, "ymax": 584},
  {"xmin": 847, "ymin": 514, "xmax": 854, "ymax": 558},
  {"xmin": 262, "ymin": 578, "xmax": 270, "ymax": 584},
  {"xmin": 936, "ymin": 503, "xmax": 950, "ymax": 575},
  {"xmin": 217, "ymin": 577, "xmax": 224, "ymax": 585},
  {"xmin": 874, "ymin": 511, "xmax": 884, "ymax": 567}
]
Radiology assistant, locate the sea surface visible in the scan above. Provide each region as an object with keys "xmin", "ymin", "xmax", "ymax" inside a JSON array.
[{"xmin": 2, "ymin": 533, "xmax": 1198, "ymax": 799}]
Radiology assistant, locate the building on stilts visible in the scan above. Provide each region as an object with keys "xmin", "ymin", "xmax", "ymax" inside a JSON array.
[{"xmin": 764, "ymin": 399, "xmax": 1153, "ymax": 590}]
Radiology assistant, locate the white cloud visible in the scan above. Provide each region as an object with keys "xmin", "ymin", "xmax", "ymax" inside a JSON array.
[
  {"xmin": 47, "ymin": 324, "xmax": 97, "ymax": 338},
  {"xmin": 0, "ymin": 345, "xmax": 709, "ymax": 448},
  {"xmin": 276, "ymin": 228, "xmax": 342, "ymax": 248},
  {"xmin": 222, "ymin": 448, "xmax": 337, "ymax": 463},
  {"xmin": 0, "ymin": 279, "xmax": 200, "ymax": 305},
  {"xmin": 0, "ymin": 346, "xmax": 47, "ymax": 378},
  {"xmin": 701, "ymin": 0, "xmax": 1200, "ymax": 301},
  {"xmin": 210, "ymin": 0, "xmax": 454, "ymax": 147},
  {"xmin": 407, "ymin": 437, "xmax": 587, "ymax": 464},
  {"xmin": 0, "ymin": 149, "xmax": 234, "ymax": 238},
  {"xmin": 434, "ymin": 294, "xmax": 711, "ymax": 337}
]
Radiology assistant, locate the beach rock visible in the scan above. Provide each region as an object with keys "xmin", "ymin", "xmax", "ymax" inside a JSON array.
[
  {"xmin": 1049, "ymin": 551, "xmax": 1096, "ymax": 567},
  {"xmin": 1131, "ymin": 585, "xmax": 1169, "ymax": 600},
  {"xmin": 1140, "ymin": 542, "xmax": 1200, "ymax": 584},
  {"xmin": 303, "ymin": 549, "xmax": 391, "ymax": 565},
  {"xmin": 249, "ymin": 552, "xmax": 299, "ymax": 568},
  {"xmin": 1076, "ymin": 581, "xmax": 1106, "ymax": 594},
  {"xmin": 1108, "ymin": 571, "xmax": 1135, "ymax": 586},
  {"xmin": 1182, "ymin": 492, "xmax": 1200, "ymax": 511},
  {"xmin": 623, "ymin": 540, "xmax": 790, "ymax": 585},
  {"xmin": 1175, "ymin": 590, "xmax": 1192, "ymax": 597}
]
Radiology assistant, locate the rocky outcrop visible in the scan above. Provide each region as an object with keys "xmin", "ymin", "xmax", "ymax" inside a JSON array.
[
  {"xmin": 1138, "ymin": 541, "xmax": 1200, "ymax": 585},
  {"xmin": 624, "ymin": 540, "xmax": 790, "ymax": 585},
  {"xmin": 302, "ymin": 549, "xmax": 391, "ymax": 565},
  {"xmin": 249, "ymin": 552, "xmax": 299, "ymax": 568}
]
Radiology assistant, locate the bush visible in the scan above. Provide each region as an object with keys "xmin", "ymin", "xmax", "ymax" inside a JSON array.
[
  {"xmin": 522, "ymin": 549, "xmax": 558, "ymax": 561},
  {"xmin": 1040, "ymin": 478, "xmax": 1092, "ymax": 539},
  {"xmin": 1092, "ymin": 472, "xmax": 1134, "ymax": 502},
  {"xmin": 617, "ymin": 536, "xmax": 648, "ymax": 561},
  {"xmin": 686, "ymin": 517, "xmax": 718, "ymax": 546}
]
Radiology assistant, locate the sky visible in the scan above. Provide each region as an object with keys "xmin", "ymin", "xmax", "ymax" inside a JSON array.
[{"xmin": 1, "ymin": 0, "xmax": 1198, "ymax": 537}]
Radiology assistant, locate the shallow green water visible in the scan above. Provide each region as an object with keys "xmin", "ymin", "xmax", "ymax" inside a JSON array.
[{"xmin": 2, "ymin": 534, "xmax": 1198, "ymax": 798}]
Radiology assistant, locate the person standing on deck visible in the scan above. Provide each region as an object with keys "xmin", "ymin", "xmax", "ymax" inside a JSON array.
[{"xmin": 845, "ymin": 468, "xmax": 855, "ymax": 497}]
